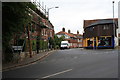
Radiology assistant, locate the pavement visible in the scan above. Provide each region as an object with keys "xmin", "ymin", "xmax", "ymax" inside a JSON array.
[{"xmin": 2, "ymin": 49, "xmax": 56, "ymax": 71}]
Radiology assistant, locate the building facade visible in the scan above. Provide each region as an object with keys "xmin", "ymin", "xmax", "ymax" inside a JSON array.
[
  {"xmin": 83, "ymin": 18, "xmax": 118, "ymax": 49},
  {"xmin": 56, "ymin": 28, "xmax": 83, "ymax": 48},
  {"xmin": 26, "ymin": 8, "xmax": 55, "ymax": 41},
  {"xmin": 14, "ymin": 2, "xmax": 55, "ymax": 52}
]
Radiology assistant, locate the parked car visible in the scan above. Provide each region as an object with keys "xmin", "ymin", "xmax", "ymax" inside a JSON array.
[{"xmin": 60, "ymin": 41, "xmax": 70, "ymax": 49}]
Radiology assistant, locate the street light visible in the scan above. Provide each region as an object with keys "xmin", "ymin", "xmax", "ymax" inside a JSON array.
[
  {"xmin": 47, "ymin": 6, "xmax": 59, "ymax": 20},
  {"xmin": 47, "ymin": 6, "xmax": 58, "ymax": 49},
  {"xmin": 112, "ymin": 1, "xmax": 115, "ymax": 48}
]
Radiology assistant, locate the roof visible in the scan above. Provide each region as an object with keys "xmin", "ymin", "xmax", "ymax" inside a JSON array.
[
  {"xmin": 65, "ymin": 39, "xmax": 78, "ymax": 43},
  {"xmin": 84, "ymin": 18, "xmax": 118, "ymax": 28},
  {"xmin": 88, "ymin": 20, "xmax": 113, "ymax": 27},
  {"xmin": 56, "ymin": 31, "xmax": 83, "ymax": 39},
  {"xmin": 74, "ymin": 34, "xmax": 83, "ymax": 39},
  {"xmin": 56, "ymin": 31, "xmax": 76, "ymax": 38}
]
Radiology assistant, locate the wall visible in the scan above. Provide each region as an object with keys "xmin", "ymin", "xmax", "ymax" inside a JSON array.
[
  {"xmin": 118, "ymin": 1, "xmax": 120, "ymax": 46},
  {"xmin": 84, "ymin": 24, "xmax": 114, "ymax": 38}
]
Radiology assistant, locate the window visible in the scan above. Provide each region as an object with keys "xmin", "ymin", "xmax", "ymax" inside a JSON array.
[
  {"xmin": 98, "ymin": 37, "xmax": 111, "ymax": 46},
  {"xmin": 103, "ymin": 25, "xmax": 109, "ymax": 30},
  {"xmin": 61, "ymin": 43, "xmax": 68, "ymax": 45},
  {"xmin": 50, "ymin": 31, "xmax": 52, "ymax": 37},
  {"xmin": 87, "ymin": 39, "xmax": 93, "ymax": 47},
  {"xmin": 89, "ymin": 27, "xmax": 94, "ymax": 31},
  {"xmin": 45, "ymin": 30, "xmax": 47, "ymax": 36},
  {"xmin": 44, "ymin": 29, "xmax": 45, "ymax": 36},
  {"xmin": 42, "ymin": 30, "xmax": 44, "ymax": 35},
  {"xmin": 79, "ymin": 39, "xmax": 82, "ymax": 42}
]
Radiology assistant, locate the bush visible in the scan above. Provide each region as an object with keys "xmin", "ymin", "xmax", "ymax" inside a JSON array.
[
  {"xmin": 55, "ymin": 45, "xmax": 59, "ymax": 49},
  {"xmin": 40, "ymin": 40, "xmax": 48, "ymax": 50},
  {"xmin": 32, "ymin": 40, "xmax": 36, "ymax": 51},
  {"xmin": 17, "ymin": 39, "xmax": 24, "ymax": 46},
  {"xmin": 3, "ymin": 46, "xmax": 13, "ymax": 63}
]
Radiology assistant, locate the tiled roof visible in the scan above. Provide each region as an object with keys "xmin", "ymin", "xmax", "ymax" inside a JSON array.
[
  {"xmin": 56, "ymin": 31, "xmax": 76, "ymax": 38},
  {"xmin": 65, "ymin": 39, "xmax": 78, "ymax": 43},
  {"xmin": 74, "ymin": 34, "xmax": 83, "ymax": 38},
  {"xmin": 56, "ymin": 31, "xmax": 83, "ymax": 39}
]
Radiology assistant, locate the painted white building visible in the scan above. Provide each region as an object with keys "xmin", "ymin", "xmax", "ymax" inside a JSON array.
[{"xmin": 56, "ymin": 28, "xmax": 83, "ymax": 48}]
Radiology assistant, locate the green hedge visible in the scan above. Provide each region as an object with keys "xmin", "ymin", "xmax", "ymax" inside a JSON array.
[
  {"xmin": 31, "ymin": 40, "xmax": 48, "ymax": 50},
  {"xmin": 24, "ymin": 40, "xmax": 49, "ymax": 51},
  {"xmin": 40, "ymin": 40, "xmax": 48, "ymax": 50},
  {"xmin": 32, "ymin": 40, "xmax": 36, "ymax": 51}
]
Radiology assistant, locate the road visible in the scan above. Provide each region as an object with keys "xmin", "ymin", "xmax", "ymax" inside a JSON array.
[{"xmin": 3, "ymin": 48, "xmax": 118, "ymax": 79}]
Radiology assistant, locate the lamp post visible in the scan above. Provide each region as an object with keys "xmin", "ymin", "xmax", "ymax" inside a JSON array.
[
  {"xmin": 112, "ymin": 1, "xmax": 115, "ymax": 48},
  {"xmin": 47, "ymin": 6, "xmax": 59, "ymax": 20},
  {"xmin": 47, "ymin": 6, "xmax": 58, "ymax": 49}
]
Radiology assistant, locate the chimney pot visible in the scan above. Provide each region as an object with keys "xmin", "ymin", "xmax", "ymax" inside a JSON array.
[
  {"xmin": 68, "ymin": 30, "xmax": 71, "ymax": 33},
  {"xmin": 62, "ymin": 27, "xmax": 65, "ymax": 32}
]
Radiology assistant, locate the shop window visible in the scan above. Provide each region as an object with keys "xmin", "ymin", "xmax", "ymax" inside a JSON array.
[
  {"xmin": 87, "ymin": 39, "xmax": 93, "ymax": 47},
  {"xmin": 98, "ymin": 37, "xmax": 111, "ymax": 46}
]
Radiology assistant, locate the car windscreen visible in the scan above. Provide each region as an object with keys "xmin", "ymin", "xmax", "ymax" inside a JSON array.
[{"xmin": 61, "ymin": 43, "xmax": 68, "ymax": 45}]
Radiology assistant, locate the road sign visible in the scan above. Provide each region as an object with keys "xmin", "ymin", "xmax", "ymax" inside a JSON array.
[{"xmin": 12, "ymin": 46, "xmax": 23, "ymax": 51}]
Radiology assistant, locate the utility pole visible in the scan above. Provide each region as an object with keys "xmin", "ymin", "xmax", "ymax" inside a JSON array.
[{"xmin": 112, "ymin": 1, "xmax": 115, "ymax": 48}]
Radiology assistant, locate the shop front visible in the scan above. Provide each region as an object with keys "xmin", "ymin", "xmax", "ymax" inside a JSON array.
[{"xmin": 83, "ymin": 36, "xmax": 114, "ymax": 49}]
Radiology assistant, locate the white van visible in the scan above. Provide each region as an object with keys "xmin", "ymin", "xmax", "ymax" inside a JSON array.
[{"xmin": 60, "ymin": 41, "xmax": 70, "ymax": 49}]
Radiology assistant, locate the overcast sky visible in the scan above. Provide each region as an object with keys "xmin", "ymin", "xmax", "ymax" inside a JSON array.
[{"xmin": 40, "ymin": 0, "xmax": 119, "ymax": 34}]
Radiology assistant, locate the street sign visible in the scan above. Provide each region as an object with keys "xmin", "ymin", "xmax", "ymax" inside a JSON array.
[{"xmin": 12, "ymin": 46, "xmax": 23, "ymax": 51}]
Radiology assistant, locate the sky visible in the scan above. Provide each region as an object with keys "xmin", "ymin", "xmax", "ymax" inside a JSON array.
[{"xmin": 37, "ymin": 0, "xmax": 119, "ymax": 34}]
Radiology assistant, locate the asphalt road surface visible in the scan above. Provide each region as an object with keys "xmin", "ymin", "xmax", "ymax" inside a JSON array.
[{"xmin": 3, "ymin": 48, "xmax": 118, "ymax": 79}]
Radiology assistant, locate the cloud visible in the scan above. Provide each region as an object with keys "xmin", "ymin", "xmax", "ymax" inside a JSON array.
[{"xmin": 41, "ymin": 0, "xmax": 119, "ymax": 34}]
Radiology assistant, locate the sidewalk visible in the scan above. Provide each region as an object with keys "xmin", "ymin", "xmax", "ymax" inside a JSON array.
[{"xmin": 2, "ymin": 49, "xmax": 56, "ymax": 71}]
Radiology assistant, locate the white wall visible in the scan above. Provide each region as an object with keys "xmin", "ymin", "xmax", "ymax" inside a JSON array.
[
  {"xmin": 118, "ymin": 1, "xmax": 120, "ymax": 33},
  {"xmin": 118, "ymin": 1, "xmax": 120, "ymax": 46},
  {"xmin": 115, "ymin": 1, "xmax": 120, "ymax": 47},
  {"xmin": 57, "ymin": 35, "xmax": 62, "ymax": 38},
  {"xmin": 57, "ymin": 34, "xmax": 70, "ymax": 39}
]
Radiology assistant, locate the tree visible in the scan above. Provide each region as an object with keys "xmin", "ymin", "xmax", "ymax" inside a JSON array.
[
  {"xmin": 53, "ymin": 35, "xmax": 65, "ymax": 49},
  {"xmin": 2, "ymin": 2, "xmax": 36, "ymax": 62}
]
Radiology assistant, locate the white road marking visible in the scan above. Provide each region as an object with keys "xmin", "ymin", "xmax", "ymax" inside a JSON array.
[{"xmin": 42, "ymin": 69, "xmax": 73, "ymax": 78}]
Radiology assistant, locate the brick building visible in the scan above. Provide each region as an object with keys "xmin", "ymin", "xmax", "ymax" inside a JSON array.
[
  {"xmin": 14, "ymin": 2, "xmax": 55, "ymax": 53},
  {"xmin": 83, "ymin": 18, "xmax": 118, "ymax": 49},
  {"xmin": 21, "ymin": 8, "xmax": 55, "ymax": 40}
]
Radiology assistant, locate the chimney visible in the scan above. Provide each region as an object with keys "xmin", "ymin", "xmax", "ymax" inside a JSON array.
[
  {"xmin": 77, "ymin": 30, "xmax": 79, "ymax": 34},
  {"xmin": 62, "ymin": 27, "xmax": 65, "ymax": 32},
  {"xmin": 68, "ymin": 30, "xmax": 71, "ymax": 33}
]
